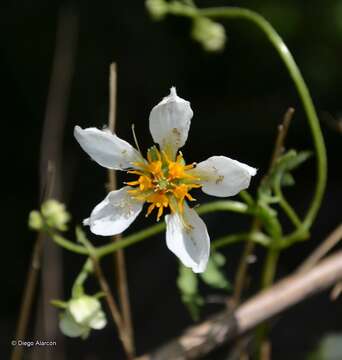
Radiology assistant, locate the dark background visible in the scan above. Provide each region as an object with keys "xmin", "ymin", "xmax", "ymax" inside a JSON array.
[{"xmin": 1, "ymin": 0, "xmax": 341, "ymax": 359}]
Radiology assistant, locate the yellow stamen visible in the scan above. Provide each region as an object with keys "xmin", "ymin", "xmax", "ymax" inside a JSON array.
[
  {"xmin": 145, "ymin": 203, "xmax": 155, "ymax": 217},
  {"xmin": 126, "ymin": 180, "xmax": 140, "ymax": 186},
  {"xmin": 148, "ymin": 161, "xmax": 163, "ymax": 178},
  {"xmin": 138, "ymin": 176, "xmax": 153, "ymax": 191},
  {"xmin": 128, "ymin": 170, "xmax": 146, "ymax": 176},
  {"xmin": 128, "ymin": 148, "xmax": 201, "ymax": 221}
]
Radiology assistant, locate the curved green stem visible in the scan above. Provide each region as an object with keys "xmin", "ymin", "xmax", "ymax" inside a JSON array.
[
  {"xmin": 239, "ymin": 190, "xmax": 255, "ymax": 207},
  {"xmin": 72, "ymin": 258, "xmax": 93, "ymax": 298},
  {"xmin": 198, "ymin": 7, "xmax": 327, "ymax": 231},
  {"xmin": 167, "ymin": 4, "xmax": 327, "ymax": 236},
  {"xmin": 273, "ymin": 176, "xmax": 302, "ymax": 228},
  {"xmin": 49, "ymin": 231, "xmax": 89, "ymax": 255}
]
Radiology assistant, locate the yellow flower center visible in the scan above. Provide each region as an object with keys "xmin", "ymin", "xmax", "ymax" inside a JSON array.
[{"xmin": 126, "ymin": 147, "xmax": 201, "ymax": 221}]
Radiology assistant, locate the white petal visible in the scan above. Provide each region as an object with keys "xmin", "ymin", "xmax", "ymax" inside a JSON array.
[
  {"xmin": 74, "ymin": 126, "xmax": 141, "ymax": 170},
  {"xmin": 88, "ymin": 310, "xmax": 107, "ymax": 330},
  {"xmin": 149, "ymin": 87, "xmax": 193, "ymax": 158},
  {"xmin": 85, "ymin": 186, "xmax": 143, "ymax": 236},
  {"xmin": 59, "ymin": 311, "xmax": 88, "ymax": 338},
  {"xmin": 69, "ymin": 297, "xmax": 100, "ymax": 325},
  {"xmin": 165, "ymin": 203, "xmax": 210, "ymax": 273},
  {"xmin": 191, "ymin": 156, "xmax": 257, "ymax": 197}
]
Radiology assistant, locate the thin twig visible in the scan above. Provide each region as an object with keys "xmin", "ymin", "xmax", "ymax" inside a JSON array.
[
  {"xmin": 298, "ymin": 223, "xmax": 342, "ymax": 273},
  {"xmin": 106, "ymin": 63, "xmax": 135, "ymax": 355},
  {"xmin": 12, "ymin": 233, "xmax": 44, "ymax": 360},
  {"xmin": 233, "ymin": 108, "xmax": 295, "ymax": 305},
  {"xmin": 233, "ymin": 108, "xmax": 295, "ymax": 358},
  {"xmin": 91, "ymin": 255, "xmax": 134, "ymax": 360},
  {"xmin": 269, "ymin": 108, "xmax": 294, "ymax": 169},
  {"xmin": 330, "ymin": 281, "xmax": 342, "ymax": 301},
  {"xmin": 12, "ymin": 163, "xmax": 55, "ymax": 360},
  {"xmin": 140, "ymin": 250, "xmax": 342, "ymax": 360},
  {"xmin": 32, "ymin": 6, "xmax": 79, "ymax": 360},
  {"xmin": 233, "ymin": 220, "xmax": 259, "ymax": 303}
]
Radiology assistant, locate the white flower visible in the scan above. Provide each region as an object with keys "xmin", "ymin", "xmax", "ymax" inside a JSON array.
[
  {"xmin": 74, "ymin": 87, "xmax": 256, "ymax": 273},
  {"xmin": 59, "ymin": 295, "xmax": 107, "ymax": 339}
]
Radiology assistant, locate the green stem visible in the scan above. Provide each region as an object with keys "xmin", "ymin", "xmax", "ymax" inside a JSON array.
[
  {"xmin": 261, "ymin": 247, "xmax": 279, "ymax": 289},
  {"xmin": 239, "ymin": 190, "xmax": 254, "ymax": 207},
  {"xmin": 97, "ymin": 222, "xmax": 165, "ymax": 258},
  {"xmin": 257, "ymin": 247, "xmax": 280, "ymax": 355},
  {"xmin": 212, "ymin": 231, "xmax": 270, "ymax": 249},
  {"xmin": 97, "ymin": 200, "xmax": 250, "ymax": 258},
  {"xmin": 196, "ymin": 7, "xmax": 327, "ymax": 232},
  {"xmin": 72, "ymin": 258, "xmax": 93, "ymax": 298},
  {"xmin": 212, "ymin": 234, "xmax": 246, "ymax": 249},
  {"xmin": 48, "ymin": 200, "xmax": 250, "ymax": 257},
  {"xmin": 49, "ymin": 231, "xmax": 89, "ymax": 255},
  {"xmin": 273, "ymin": 176, "xmax": 302, "ymax": 228}
]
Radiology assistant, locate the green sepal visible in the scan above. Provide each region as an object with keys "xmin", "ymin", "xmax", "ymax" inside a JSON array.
[{"xmin": 50, "ymin": 299, "xmax": 68, "ymax": 309}]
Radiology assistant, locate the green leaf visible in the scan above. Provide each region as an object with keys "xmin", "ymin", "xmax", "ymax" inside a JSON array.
[
  {"xmin": 177, "ymin": 264, "xmax": 203, "ymax": 321},
  {"xmin": 181, "ymin": 293, "xmax": 204, "ymax": 321},
  {"xmin": 281, "ymin": 172, "xmax": 295, "ymax": 187},
  {"xmin": 177, "ymin": 264, "xmax": 198, "ymax": 295},
  {"xmin": 257, "ymin": 149, "xmax": 312, "ymax": 215},
  {"xmin": 257, "ymin": 202, "xmax": 282, "ymax": 240},
  {"xmin": 200, "ymin": 252, "xmax": 231, "ymax": 290},
  {"xmin": 258, "ymin": 189, "xmax": 280, "ymax": 205},
  {"xmin": 278, "ymin": 150, "xmax": 312, "ymax": 171}
]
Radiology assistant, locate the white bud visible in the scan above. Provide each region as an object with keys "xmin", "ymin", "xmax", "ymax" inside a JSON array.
[
  {"xmin": 192, "ymin": 17, "xmax": 226, "ymax": 52},
  {"xmin": 59, "ymin": 311, "xmax": 89, "ymax": 338},
  {"xmin": 28, "ymin": 210, "xmax": 43, "ymax": 230},
  {"xmin": 145, "ymin": 0, "xmax": 168, "ymax": 20},
  {"xmin": 41, "ymin": 199, "xmax": 70, "ymax": 231},
  {"xmin": 59, "ymin": 295, "xmax": 107, "ymax": 339}
]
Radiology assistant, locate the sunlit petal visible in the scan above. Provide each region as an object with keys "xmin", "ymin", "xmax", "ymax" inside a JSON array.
[
  {"xmin": 149, "ymin": 87, "xmax": 193, "ymax": 158},
  {"xmin": 74, "ymin": 126, "xmax": 141, "ymax": 170},
  {"xmin": 165, "ymin": 203, "xmax": 210, "ymax": 273},
  {"xmin": 190, "ymin": 155, "xmax": 257, "ymax": 197},
  {"xmin": 84, "ymin": 186, "xmax": 143, "ymax": 236}
]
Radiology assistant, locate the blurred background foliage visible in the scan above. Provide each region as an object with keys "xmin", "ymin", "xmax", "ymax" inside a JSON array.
[{"xmin": 1, "ymin": 0, "xmax": 341, "ymax": 358}]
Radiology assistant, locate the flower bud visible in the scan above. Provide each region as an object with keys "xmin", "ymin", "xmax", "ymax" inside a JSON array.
[
  {"xmin": 59, "ymin": 295, "xmax": 107, "ymax": 339},
  {"xmin": 145, "ymin": 0, "xmax": 168, "ymax": 21},
  {"xmin": 28, "ymin": 210, "xmax": 43, "ymax": 230},
  {"xmin": 41, "ymin": 199, "xmax": 70, "ymax": 231},
  {"xmin": 191, "ymin": 17, "xmax": 226, "ymax": 52}
]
